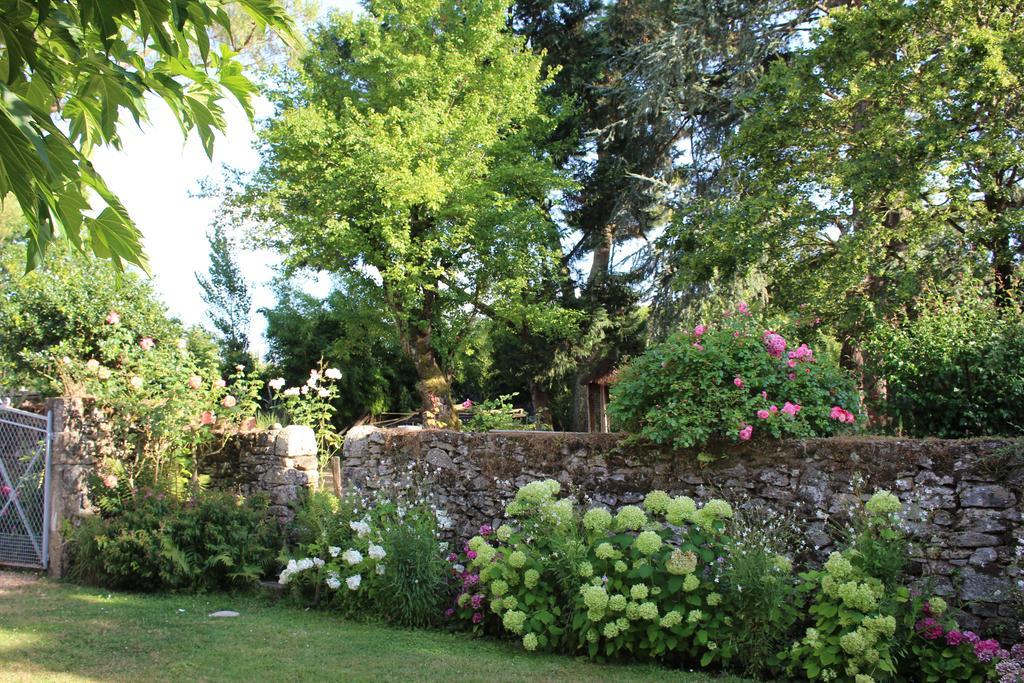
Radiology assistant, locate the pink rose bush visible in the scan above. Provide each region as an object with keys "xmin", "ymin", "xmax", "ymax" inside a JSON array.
[{"xmin": 609, "ymin": 303, "xmax": 860, "ymax": 449}]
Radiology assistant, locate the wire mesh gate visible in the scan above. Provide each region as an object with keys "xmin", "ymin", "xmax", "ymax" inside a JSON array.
[{"xmin": 0, "ymin": 406, "xmax": 52, "ymax": 569}]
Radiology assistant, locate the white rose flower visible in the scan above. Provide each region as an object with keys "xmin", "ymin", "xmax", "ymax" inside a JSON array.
[
  {"xmin": 368, "ymin": 544, "xmax": 386, "ymax": 560},
  {"xmin": 283, "ymin": 387, "xmax": 300, "ymax": 397},
  {"xmin": 346, "ymin": 574, "xmax": 361, "ymax": 591},
  {"xmin": 269, "ymin": 378, "xmax": 286, "ymax": 391},
  {"xmin": 318, "ymin": 388, "xmax": 330, "ymax": 398},
  {"xmin": 325, "ymin": 368, "xmax": 342, "ymax": 380},
  {"xmin": 328, "ymin": 546, "xmax": 341, "ymax": 558},
  {"xmin": 343, "ymin": 549, "xmax": 363, "ymax": 566}
]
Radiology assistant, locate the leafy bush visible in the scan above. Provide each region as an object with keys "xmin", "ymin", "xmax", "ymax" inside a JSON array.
[
  {"xmin": 281, "ymin": 489, "xmax": 449, "ymax": 628},
  {"xmin": 865, "ymin": 291, "xmax": 1024, "ymax": 437},
  {"xmin": 69, "ymin": 489, "xmax": 280, "ymax": 592},
  {"xmin": 462, "ymin": 393, "xmax": 532, "ymax": 432},
  {"xmin": 609, "ymin": 303, "xmax": 861, "ymax": 449}
]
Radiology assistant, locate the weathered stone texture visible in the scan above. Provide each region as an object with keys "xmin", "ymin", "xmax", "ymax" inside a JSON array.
[{"xmin": 343, "ymin": 428, "xmax": 1023, "ymax": 635}]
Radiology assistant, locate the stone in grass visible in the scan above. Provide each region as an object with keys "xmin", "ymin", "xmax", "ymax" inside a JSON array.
[{"xmin": 208, "ymin": 610, "xmax": 240, "ymax": 618}]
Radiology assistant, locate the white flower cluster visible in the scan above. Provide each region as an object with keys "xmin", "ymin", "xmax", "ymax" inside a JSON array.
[{"xmin": 278, "ymin": 518, "xmax": 388, "ymax": 593}]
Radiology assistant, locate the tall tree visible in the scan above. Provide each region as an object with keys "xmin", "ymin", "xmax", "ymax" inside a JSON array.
[
  {"xmin": 196, "ymin": 224, "xmax": 252, "ymax": 368},
  {"xmin": 226, "ymin": 0, "xmax": 571, "ymax": 427},
  {"xmin": 0, "ymin": 0, "xmax": 295, "ymax": 271}
]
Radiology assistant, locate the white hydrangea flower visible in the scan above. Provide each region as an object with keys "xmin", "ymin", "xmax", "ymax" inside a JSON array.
[
  {"xmin": 346, "ymin": 574, "xmax": 362, "ymax": 590},
  {"xmin": 376, "ymin": 564, "xmax": 385, "ymax": 576},
  {"xmin": 328, "ymin": 546, "xmax": 341, "ymax": 558},
  {"xmin": 269, "ymin": 377, "xmax": 286, "ymax": 391},
  {"xmin": 297, "ymin": 558, "xmax": 314, "ymax": 571},
  {"xmin": 325, "ymin": 573, "xmax": 341, "ymax": 590},
  {"xmin": 368, "ymin": 544, "xmax": 386, "ymax": 560},
  {"xmin": 343, "ymin": 549, "xmax": 363, "ymax": 566},
  {"xmin": 325, "ymin": 368, "xmax": 342, "ymax": 380},
  {"xmin": 313, "ymin": 557, "xmax": 325, "ymax": 568},
  {"xmin": 283, "ymin": 387, "xmax": 300, "ymax": 397},
  {"xmin": 350, "ymin": 520, "xmax": 370, "ymax": 538}
]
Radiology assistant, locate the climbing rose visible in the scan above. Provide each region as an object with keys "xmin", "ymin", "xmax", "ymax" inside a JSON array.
[
  {"xmin": 105, "ymin": 311, "xmax": 120, "ymax": 325},
  {"xmin": 781, "ymin": 402, "xmax": 801, "ymax": 416},
  {"xmin": 324, "ymin": 368, "xmax": 342, "ymax": 380},
  {"xmin": 200, "ymin": 411, "xmax": 216, "ymax": 425},
  {"xmin": 101, "ymin": 474, "xmax": 118, "ymax": 489},
  {"xmin": 139, "ymin": 337, "xmax": 155, "ymax": 351},
  {"xmin": 221, "ymin": 395, "xmax": 237, "ymax": 408},
  {"xmin": 738, "ymin": 424, "xmax": 753, "ymax": 441},
  {"xmin": 213, "ymin": 378, "xmax": 227, "ymax": 389},
  {"xmin": 268, "ymin": 377, "xmax": 286, "ymax": 391},
  {"xmin": 733, "ymin": 377, "xmax": 744, "ymax": 388},
  {"xmin": 830, "ymin": 406, "xmax": 856, "ymax": 423},
  {"xmin": 762, "ymin": 331, "xmax": 787, "ymax": 358},
  {"xmin": 694, "ymin": 324, "xmax": 707, "ymax": 337},
  {"xmin": 757, "ymin": 410, "xmax": 771, "ymax": 420},
  {"xmin": 188, "ymin": 376, "xmax": 203, "ymax": 389},
  {"xmin": 129, "ymin": 376, "xmax": 144, "ymax": 389}
]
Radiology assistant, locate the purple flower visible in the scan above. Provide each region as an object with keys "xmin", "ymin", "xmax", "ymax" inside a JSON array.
[
  {"xmin": 472, "ymin": 612, "xmax": 483, "ymax": 624},
  {"xmin": 479, "ymin": 524, "xmax": 493, "ymax": 536},
  {"xmin": 916, "ymin": 617, "xmax": 943, "ymax": 641},
  {"xmin": 447, "ymin": 553, "xmax": 458, "ymax": 563},
  {"xmin": 946, "ymin": 630, "xmax": 965, "ymax": 647},
  {"xmin": 471, "ymin": 594, "xmax": 484, "ymax": 609},
  {"xmin": 964, "ymin": 631, "xmax": 981, "ymax": 645},
  {"xmin": 444, "ymin": 608, "xmax": 455, "ymax": 618},
  {"xmin": 974, "ymin": 639, "xmax": 1001, "ymax": 662},
  {"xmin": 467, "ymin": 550, "xmax": 477, "ymax": 560},
  {"xmin": 462, "ymin": 573, "xmax": 479, "ymax": 588}
]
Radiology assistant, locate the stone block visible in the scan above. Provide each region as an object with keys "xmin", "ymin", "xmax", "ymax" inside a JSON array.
[
  {"xmin": 960, "ymin": 485, "xmax": 1016, "ymax": 509},
  {"xmin": 275, "ymin": 425, "xmax": 317, "ymax": 458}
]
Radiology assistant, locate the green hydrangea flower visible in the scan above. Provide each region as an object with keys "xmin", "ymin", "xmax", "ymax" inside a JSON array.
[
  {"xmin": 603, "ymin": 622, "xmax": 620, "ymax": 639},
  {"xmin": 862, "ymin": 615, "xmax": 896, "ymax": 637},
  {"xmin": 773, "ymin": 555, "xmax": 793, "ymax": 573},
  {"xmin": 457, "ymin": 593, "xmax": 471, "ymax": 607},
  {"xmin": 524, "ymin": 569, "xmax": 539, "ymax": 589},
  {"xmin": 660, "ymin": 610, "xmax": 682, "ymax": 628},
  {"xmin": 581, "ymin": 585, "xmax": 609, "ymax": 611},
  {"xmin": 650, "ymin": 586, "xmax": 661, "ymax": 596},
  {"xmin": 615, "ymin": 505, "xmax": 647, "ymax": 531},
  {"xmin": 824, "ymin": 552, "xmax": 854, "ymax": 580},
  {"xmin": 865, "ymin": 490, "xmax": 901, "ymax": 515},
  {"xmin": 687, "ymin": 609, "xmax": 703, "ymax": 624},
  {"xmin": 840, "ymin": 630, "xmax": 867, "ymax": 655},
  {"xmin": 509, "ymin": 550, "xmax": 527, "ymax": 568},
  {"xmin": 522, "ymin": 633, "xmax": 538, "ymax": 651},
  {"xmin": 630, "ymin": 584, "xmax": 649, "ymax": 601},
  {"xmin": 549, "ymin": 498, "xmax": 574, "ymax": 527},
  {"xmin": 665, "ymin": 496, "xmax": 697, "ymax": 525},
  {"xmin": 583, "ymin": 507, "xmax": 613, "ymax": 534},
  {"xmin": 491, "ymin": 598, "xmax": 504, "ymax": 614},
  {"xmin": 706, "ymin": 592, "xmax": 722, "ymax": 606},
  {"xmin": 595, "ymin": 542, "xmax": 619, "ymax": 560},
  {"xmin": 625, "ymin": 601, "xmax": 641, "ymax": 621},
  {"xmin": 634, "ymin": 530, "xmax": 663, "ymax": 555},
  {"xmin": 638, "ymin": 601, "xmax": 659, "ymax": 620},
  {"xmin": 588, "ymin": 607, "xmax": 606, "ymax": 621},
  {"xmin": 683, "ymin": 574, "xmax": 700, "ymax": 592},
  {"xmin": 496, "ymin": 524, "xmax": 514, "ymax": 542},
  {"xmin": 616, "ymin": 617, "xmax": 629, "ymax": 632},
  {"xmin": 578, "ymin": 561, "xmax": 594, "ymax": 578},
  {"xmin": 835, "ymin": 580, "xmax": 879, "ymax": 612},
  {"xmin": 491, "ymin": 580, "xmax": 509, "ymax": 597},
  {"xmin": 467, "ymin": 536, "xmax": 487, "ymax": 551},
  {"xmin": 855, "ymin": 676, "xmax": 876, "ymax": 683},
  {"xmin": 586, "ymin": 629, "xmax": 599, "ymax": 643},
  {"xmin": 643, "ymin": 490, "xmax": 671, "ymax": 514},
  {"xmin": 666, "ymin": 549, "xmax": 698, "ymax": 575},
  {"xmin": 503, "ymin": 609, "xmax": 527, "ymax": 634},
  {"xmin": 927, "ymin": 597, "xmax": 946, "ymax": 616},
  {"xmin": 614, "ymin": 560, "xmax": 628, "ymax": 574},
  {"xmin": 608, "ymin": 594, "xmax": 627, "ymax": 611},
  {"xmin": 803, "ymin": 628, "xmax": 821, "ymax": 647},
  {"xmin": 503, "ymin": 596, "xmax": 518, "ymax": 609}
]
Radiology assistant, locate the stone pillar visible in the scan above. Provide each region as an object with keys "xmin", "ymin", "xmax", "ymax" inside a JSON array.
[
  {"xmin": 45, "ymin": 397, "xmax": 103, "ymax": 578},
  {"xmin": 237, "ymin": 424, "xmax": 319, "ymax": 526}
]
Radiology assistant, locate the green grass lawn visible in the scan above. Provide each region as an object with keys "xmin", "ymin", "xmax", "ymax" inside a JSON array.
[{"xmin": 0, "ymin": 571, "xmax": 751, "ymax": 683}]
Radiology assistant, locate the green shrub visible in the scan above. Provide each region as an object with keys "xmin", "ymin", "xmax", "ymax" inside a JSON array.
[
  {"xmin": 463, "ymin": 393, "xmax": 532, "ymax": 432},
  {"xmin": 281, "ymin": 489, "xmax": 448, "ymax": 628},
  {"xmin": 865, "ymin": 290, "xmax": 1024, "ymax": 437},
  {"xmin": 69, "ymin": 489, "xmax": 280, "ymax": 592},
  {"xmin": 609, "ymin": 303, "xmax": 861, "ymax": 450}
]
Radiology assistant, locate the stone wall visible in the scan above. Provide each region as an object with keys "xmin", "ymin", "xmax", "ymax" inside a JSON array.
[
  {"xmin": 342, "ymin": 426, "xmax": 1024, "ymax": 635},
  {"xmin": 44, "ymin": 398, "xmax": 319, "ymax": 577},
  {"xmin": 198, "ymin": 424, "xmax": 319, "ymax": 524}
]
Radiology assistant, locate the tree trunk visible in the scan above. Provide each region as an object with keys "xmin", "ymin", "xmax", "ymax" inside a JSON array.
[
  {"xmin": 529, "ymin": 380, "xmax": 553, "ymax": 429},
  {"xmin": 409, "ymin": 327, "xmax": 460, "ymax": 429}
]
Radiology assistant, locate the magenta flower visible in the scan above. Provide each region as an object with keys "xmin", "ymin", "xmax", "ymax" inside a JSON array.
[
  {"xmin": 462, "ymin": 399, "xmax": 473, "ymax": 409},
  {"xmin": 781, "ymin": 402, "xmax": 801, "ymax": 416},
  {"xmin": 737, "ymin": 301, "xmax": 749, "ymax": 315},
  {"xmin": 975, "ymin": 639, "xmax": 1001, "ymax": 662},
  {"xmin": 762, "ymin": 330, "xmax": 787, "ymax": 357},
  {"xmin": 738, "ymin": 424, "xmax": 753, "ymax": 441},
  {"xmin": 472, "ymin": 612, "xmax": 483, "ymax": 624},
  {"xmin": 1, "ymin": 485, "xmax": 11, "ymax": 496},
  {"xmin": 733, "ymin": 377, "xmax": 744, "ymax": 388},
  {"xmin": 946, "ymin": 630, "xmax": 966, "ymax": 646},
  {"xmin": 479, "ymin": 524, "xmax": 493, "ymax": 536},
  {"xmin": 445, "ymin": 608, "xmax": 455, "ymax": 618},
  {"xmin": 471, "ymin": 594, "xmax": 484, "ymax": 609},
  {"xmin": 830, "ymin": 406, "xmax": 856, "ymax": 423},
  {"xmin": 466, "ymin": 550, "xmax": 477, "ymax": 560},
  {"xmin": 448, "ymin": 553, "xmax": 458, "ymax": 563},
  {"xmin": 757, "ymin": 410, "xmax": 771, "ymax": 420},
  {"xmin": 916, "ymin": 617, "xmax": 943, "ymax": 640},
  {"xmin": 692, "ymin": 342, "xmax": 703, "ymax": 351},
  {"xmin": 694, "ymin": 324, "xmax": 707, "ymax": 337}
]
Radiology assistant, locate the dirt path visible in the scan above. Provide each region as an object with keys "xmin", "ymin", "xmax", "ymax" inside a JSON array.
[{"xmin": 0, "ymin": 569, "xmax": 42, "ymax": 593}]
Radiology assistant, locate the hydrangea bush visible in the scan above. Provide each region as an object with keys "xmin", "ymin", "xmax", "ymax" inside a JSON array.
[{"xmin": 609, "ymin": 303, "xmax": 861, "ymax": 449}]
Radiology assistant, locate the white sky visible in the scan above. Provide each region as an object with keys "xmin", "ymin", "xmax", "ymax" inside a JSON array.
[{"xmin": 90, "ymin": 0, "xmax": 360, "ymax": 357}]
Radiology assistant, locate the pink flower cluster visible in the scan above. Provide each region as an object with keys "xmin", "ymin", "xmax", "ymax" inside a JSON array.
[
  {"xmin": 789, "ymin": 343, "xmax": 814, "ymax": 363},
  {"xmin": 830, "ymin": 406, "xmax": 856, "ymax": 423},
  {"xmin": 738, "ymin": 423, "xmax": 753, "ymax": 441},
  {"xmin": 916, "ymin": 617, "xmax": 1011, "ymax": 667},
  {"xmin": 762, "ymin": 330, "xmax": 787, "ymax": 358}
]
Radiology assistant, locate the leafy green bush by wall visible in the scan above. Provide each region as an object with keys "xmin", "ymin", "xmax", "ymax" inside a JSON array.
[
  {"xmin": 609, "ymin": 304, "xmax": 861, "ymax": 449},
  {"xmin": 280, "ymin": 489, "xmax": 449, "ymax": 628},
  {"xmin": 69, "ymin": 488, "xmax": 280, "ymax": 592},
  {"xmin": 865, "ymin": 291, "xmax": 1024, "ymax": 437}
]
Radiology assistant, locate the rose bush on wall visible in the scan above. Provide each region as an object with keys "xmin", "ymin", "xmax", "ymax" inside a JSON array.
[{"xmin": 609, "ymin": 302, "xmax": 861, "ymax": 449}]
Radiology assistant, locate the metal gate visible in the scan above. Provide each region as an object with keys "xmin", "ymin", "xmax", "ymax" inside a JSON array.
[{"xmin": 0, "ymin": 406, "xmax": 52, "ymax": 569}]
